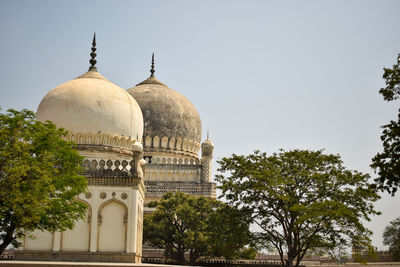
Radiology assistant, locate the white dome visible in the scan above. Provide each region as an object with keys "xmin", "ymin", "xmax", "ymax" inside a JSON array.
[{"xmin": 37, "ymin": 70, "xmax": 144, "ymax": 144}]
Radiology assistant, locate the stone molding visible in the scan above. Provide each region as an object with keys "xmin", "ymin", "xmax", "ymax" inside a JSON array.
[
  {"xmin": 144, "ymin": 181, "xmax": 216, "ymax": 198},
  {"xmin": 86, "ymin": 176, "xmax": 140, "ymax": 187},
  {"xmin": 13, "ymin": 250, "xmax": 140, "ymax": 263},
  {"xmin": 146, "ymin": 163, "xmax": 202, "ymax": 171}
]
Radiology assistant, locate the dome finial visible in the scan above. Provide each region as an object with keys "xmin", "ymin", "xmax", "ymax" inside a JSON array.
[
  {"xmin": 150, "ymin": 53, "xmax": 155, "ymax": 77},
  {"xmin": 207, "ymin": 131, "xmax": 210, "ymax": 140},
  {"xmin": 89, "ymin": 33, "xmax": 97, "ymax": 72}
]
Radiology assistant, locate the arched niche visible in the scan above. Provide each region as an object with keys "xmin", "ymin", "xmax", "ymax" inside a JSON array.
[
  {"xmin": 97, "ymin": 198, "xmax": 128, "ymax": 252},
  {"xmin": 153, "ymin": 136, "xmax": 160, "ymax": 148},
  {"xmin": 145, "ymin": 136, "xmax": 152, "ymax": 147},
  {"xmin": 161, "ymin": 136, "xmax": 168, "ymax": 148}
]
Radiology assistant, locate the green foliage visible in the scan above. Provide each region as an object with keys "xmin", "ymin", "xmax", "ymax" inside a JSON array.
[
  {"xmin": 383, "ymin": 217, "xmax": 400, "ymax": 261},
  {"xmin": 216, "ymin": 149, "xmax": 380, "ymax": 267},
  {"xmin": 143, "ymin": 192, "xmax": 254, "ymax": 265},
  {"xmin": 0, "ymin": 109, "xmax": 87, "ymax": 254},
  {"xmin": 372, "ymin": 53, "xmax": 400, "ymax": 195},
  {"xmin": 371, "ymin": 112, "xmax": 400, "ymax": 195},
  {"xmin": 379, "ymin": 54, "xmax": 400, "ymax": 101}
]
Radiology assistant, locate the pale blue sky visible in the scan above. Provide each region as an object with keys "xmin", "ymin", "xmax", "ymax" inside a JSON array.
[{"xmin": 1, "ymin": 0, "xmax": 399, "ymax": 249}]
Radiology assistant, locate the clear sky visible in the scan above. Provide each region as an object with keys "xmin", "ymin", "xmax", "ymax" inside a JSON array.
[{"xmin": 1, "ymin": 0, "xmax": 399, "ymax": 250}]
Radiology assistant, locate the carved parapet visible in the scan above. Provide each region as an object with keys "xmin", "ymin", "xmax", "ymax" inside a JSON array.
[
  {"xmin": 144, "ymin": 155, "xmax": 200, "ymax": 165},
  {"xmin": 143, "ymin": 135, "xmax": 200, "ymax": 158},
  {"xmin": 82, "ymin": 156, "xmax": 145, "ymax": 180},
  {"xmin": 65, "ymin": 132, "xmax": 143, "ymax": 155}
]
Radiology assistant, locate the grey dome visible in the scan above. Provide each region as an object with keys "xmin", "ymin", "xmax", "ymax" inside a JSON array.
[{"xmin": 127, "ymin": 76, "xmax": 202, "ymax": 156}]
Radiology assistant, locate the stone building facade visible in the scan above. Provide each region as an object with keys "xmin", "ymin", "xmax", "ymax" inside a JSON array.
[
  {"xmin": 127, "ymin": 55, "xmax": 216, "ymax": 213},
  {"xmin": 15, "ymin": 37, "xmax": 216, "ymax": 262},
  {"xmin": 16, "ymin": 36, "xmax": 146, "ymax": 263}
]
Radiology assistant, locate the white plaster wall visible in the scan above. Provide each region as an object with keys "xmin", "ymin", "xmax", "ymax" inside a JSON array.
[
  {"xmin": 24, "ymin": 230, "xmax": 52, "ymax": 251},
  {"xmin": 131, "ymin": 190, "xmax": 139, "ymax": 254},
  {"xmin": 62, "ymin": 214, "xmax": 90, "ymax": 251},
  {"xmin": 84, "ymin": 186, "xmax": 138, "ymax": 252},
  {"xmin": 21, "ymin": 184, "xmax": 144, "ymax": 255},
  {"xmin": 98, "ymin": 202, "xmax": 126, "ymax": 252}
]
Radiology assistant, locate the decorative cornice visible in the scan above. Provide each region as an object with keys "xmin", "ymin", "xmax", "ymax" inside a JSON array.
[
  {"xmin": 86, "ymin": 176, "xmax": 141, "ymax": 187},
  {"xmin": 144, "ymin": 181, "xmax": 216, "ymax": 198},
  {"xmin": 64, "ymin": 132, "xmax": 142, "ymax": 152},
  {"xmin": 145, "ymin": 164, "xmax": 202, "ymax": 171}
]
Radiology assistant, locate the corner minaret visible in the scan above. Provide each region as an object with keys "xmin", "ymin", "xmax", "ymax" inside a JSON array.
[{"xmin": 201, "ymin": 131, "xmax": 214, "ymax": 182}]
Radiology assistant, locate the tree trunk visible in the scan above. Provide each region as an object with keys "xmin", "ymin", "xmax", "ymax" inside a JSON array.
[
  {"xmin": 286, "ymin": 257, "xmax": 294, "ymax": 267},
  {"xmin": 278, "ymin": 251, "xmax": 285, "ymax": 267},
  {"xmin": 176, "ymin": 247, "xmax": 185, "ymax": 265},
  {"xmin": 189, "ymin": 249, "xmax": 198, "ymax": 265},
  {"xmin": 0, "ymin": 228, "xmax": 15, "ymax": 255}
]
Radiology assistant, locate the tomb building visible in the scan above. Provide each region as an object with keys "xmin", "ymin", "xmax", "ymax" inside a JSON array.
[
  {"xmin": 15, "ymin": 35, "xmax": 146, "ymax": 263},
  {"xmin": 127, "ymin": 54, "xmax": 216, "ymax": 213},
  {"xmin": 15, "ymin": 36, "xmax": 216, "ymax": 263}
]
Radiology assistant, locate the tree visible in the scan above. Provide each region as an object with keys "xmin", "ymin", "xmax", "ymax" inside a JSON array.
[
  {"xmin": 216, "ymin": 149, "xmax": 380, "ymax": 267},
  {"xmin": 379, "ymin": 54, "xmax": 400, "ymax": 101},
  {"xmin": 371, "ymin": 53, "xmax": 400, "ymax": 195},
  {"xmin": 143, "ymin": 191, "xmax": 254, "ymax": 265},
  {"xmin": 0, "ymin": 109, "xmax": 87, "ymax": 254},
  {"xmin": 383, "ymin": 217, "xmax": 400, "ymax": 261}
]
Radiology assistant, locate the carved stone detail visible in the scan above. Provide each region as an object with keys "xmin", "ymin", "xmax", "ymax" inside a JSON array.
[
  {"xmin": 143, "ymin": 135, "xmax": 201, "ymax": 157},
  {"xmin": 82, "ymin": 157, "xmax": 145, "ymax": 180},
  {"xmin": 87, "ymin": 177, "xmax": 141, "ymax": 187},
  {"xmin": 64, "ymin": 132, "xmax": 142, "ymax": 151},
  {"xmin": 144, "ymin": 181, "xmax": 216, "ymax": 198}
]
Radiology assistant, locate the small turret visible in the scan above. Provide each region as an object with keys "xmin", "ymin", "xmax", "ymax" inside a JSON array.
[{"xmin": 201, "ymin": 132, "xmax": 214, "ymax": 182}]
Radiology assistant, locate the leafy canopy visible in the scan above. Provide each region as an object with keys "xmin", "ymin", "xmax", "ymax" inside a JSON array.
[
  {"xmin": 143, "ymin": 191, "xmax": 254, "ymax": 265},
  {"xmin": 216, "ymin": 149, "xmax": 380, "ymax": 267},
  {"xmin": 371, "ymin": 113, "xmax": 400, "ymax": 195},
  {"xmin": 0, "ymin": 109, "xmax": 87, "ymax": 254},
  {"xmin": 383, "ymin": 217, "xmax": 400, "ymax": 261},
  {"xmin": 379, "ymin": 54, "xmax": 400, "ymax": 101},
  {"xmin": 371, "ymin": 53, "xmax": 400, "ymax": 195}
]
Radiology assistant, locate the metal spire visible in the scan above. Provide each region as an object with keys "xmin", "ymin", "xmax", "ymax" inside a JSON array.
[
  {"xmin": 150, "ymin": 53, "xmax": 155, "ymax": 77},
  {"xmin": 89, "ymin": 33, "xmax": 97, "ymax": 71},
  {"xmin": 207, "ymin": 131, "xmax": 210, "ymax": 140}
]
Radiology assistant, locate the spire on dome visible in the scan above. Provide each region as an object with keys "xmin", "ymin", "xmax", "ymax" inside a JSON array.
[
  {"xmin": 89, "ymin": 33, "xmax": 97, "ymax": 71},
  {"xmin": 150, "ymin": 53, "xmax": 155, "ymax": 77},
  {"xmin": 207, "ymin": 131, "xmax": 210, "ymax": 140},
  {"xmin": 135, "ymin": 53, "xmax": 167, "ymax": 86}
]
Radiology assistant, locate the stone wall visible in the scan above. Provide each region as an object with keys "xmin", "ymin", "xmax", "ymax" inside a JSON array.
[
  {"xmin": 0, "ymin": 260, "xmax": 177, "ymax": 267},
  {"xmin": 308, "ymin": 263, "xmax": 400, "ymax": 267}
]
